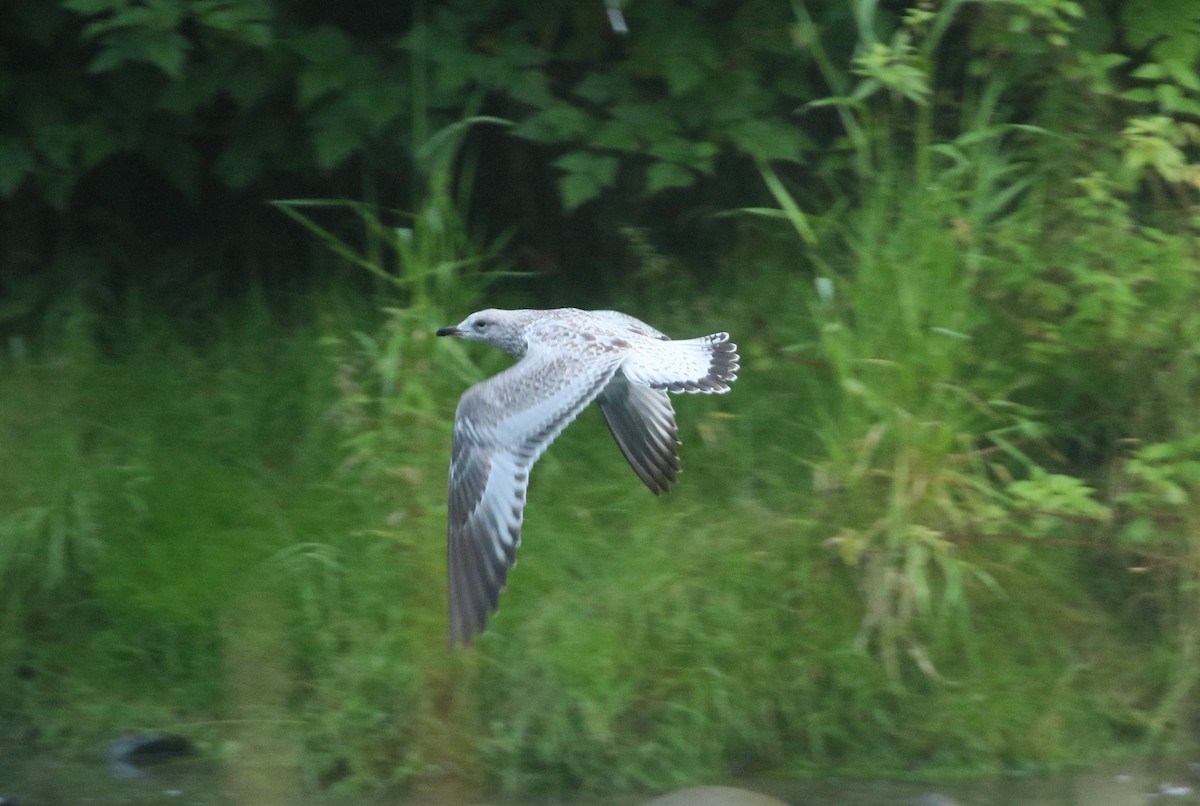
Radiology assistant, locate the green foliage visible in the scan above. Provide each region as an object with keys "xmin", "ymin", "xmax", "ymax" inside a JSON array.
[
  {"xmin": 0, "ymin": 388, "xmax": 106, "ymax": 605},
  {"xmin": 0, "ymin": 0, "xmax": 415, "ymax": 213},
  {"xmin": 1119, "ymin": 438, "xmax": 1200, "ymax": 517},
  {"xmin": 748, "ymin": 5, "xmax": 1028, "ymax": 681},
  {"xmin": 1121, "ymin": 116, "xmax": 1200, "ymax": 187},
  {"xmin": 1004, "ymin": 472, "xmax": 1111, "ymax": 538},
  {"xmin": 1121, "ymin": 0, "xmax": 1200, "ymax": 65},
  {"xmin": 418, "ymin": 0, "xmax": 811, "ymax": 208},
  {"xmin": 0, "ymin": 0, "xmax": 1195, "ymax": 236},
  {"xmin": 1110, "ymin": 434, "xmax": 1200, "ymax": 745},
  {"xmin": 7, "ymin": 0, "xmax": 1200, "ymax": 797},
  {"xmin": 0, "ymin": 274, "xmax": 1154, "ymax": 794},
  {"xmin": 851, "ymin": 39, "xmax": 931, "ymax": 107},
  {"xmin": 62, "ymin": 0, "xmax": 274, "ymax": 77},
  {"xmin": 741, "ymin": 0, "xmax": 1200, "ymax": 697}
]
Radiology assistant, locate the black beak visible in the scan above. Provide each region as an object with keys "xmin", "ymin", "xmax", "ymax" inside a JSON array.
[{"xmin": 436, "ymin": 326, "xmax": 460, "ymax": 337}]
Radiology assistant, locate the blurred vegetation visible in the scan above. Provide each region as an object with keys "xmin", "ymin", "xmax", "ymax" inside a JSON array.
[{"xmin": 3, "ymin": 0, "xmax": 1200, "ymax": 800}]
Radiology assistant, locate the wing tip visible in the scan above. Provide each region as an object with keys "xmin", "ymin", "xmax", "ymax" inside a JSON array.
[{"xmin": 448, "ymin": 526, "xmax": 512, "ymax": 649}]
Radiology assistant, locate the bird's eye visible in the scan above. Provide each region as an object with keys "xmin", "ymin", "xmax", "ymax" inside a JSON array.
[{"xmin": 473, "ymin": 319, "xmax": 489, "ymax": 331}]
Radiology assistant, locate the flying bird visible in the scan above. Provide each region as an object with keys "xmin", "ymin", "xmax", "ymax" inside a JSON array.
[{"xmin": 436, "ymin": 308, "xmax": 739, "ymax": 645}]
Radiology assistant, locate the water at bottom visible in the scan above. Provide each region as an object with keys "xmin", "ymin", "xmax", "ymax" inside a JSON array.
[{"xmin": 1, "ymin": 755, "xmax": 1197, "ymax": 805}]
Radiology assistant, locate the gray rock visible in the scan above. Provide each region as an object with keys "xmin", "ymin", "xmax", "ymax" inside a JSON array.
[
  {"xmin": 643, "ymin": 786, "xmax": 790, "ymax": 806},
  {"xmin": 912, "ymin": 795, "xmax": 959, "ymax": 806},
  {"xmin": 106, "ymin": 732, "xmax": 195, "ymax": 778}
]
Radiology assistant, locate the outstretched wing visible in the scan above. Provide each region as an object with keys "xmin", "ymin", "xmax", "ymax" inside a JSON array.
[
  {"xmin": 448, "ymin": 344, "xmax": 624, "ymax": 646},
  {"xmin": 596, "ymin": 373, "xmax": 680, "ymax": 495}
]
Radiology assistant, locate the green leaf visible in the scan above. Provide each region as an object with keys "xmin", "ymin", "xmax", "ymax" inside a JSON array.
[
  {"xmin": 1130, "ymin": 63, "xmax": 1165, "ymax": 80},
  {"xmin": 1163, "ymin": 59, "xmax": 1200, "ymax": 92},
  {"xmin": 574, "ymin": 73, "xmax": 631, "ymax": 104},
  {"xmin": 193, "ymin": 0, "xmax": 275, "ymax": 46},
  {"xmin": 507, "ymin": 70, "xmax": 552, "ymax": 107},
  {"xmin": 510, "ymin": 105, "xmax": 594, "ymax": 144},
  {"xmin": 1123, "ymin": 0, "xmax": 1200, "ymax": 63},
  {"xmin": 295, "ymin": 28, "xmax": 356, "ymax": 108},
  {"xmin": 1119, "ymin": 516, "xmax": 1156, "ymax": 545},
  {"xmin": 803, "ymin": 95, "xmax": 867, "ymax": 112},
  {"xmin": 86, "ymin": 28, "xmax": 190, "ymax": 77},
  {"xmin": 140, "ymin": 30, "xmax": 189, "ymax": 77},
  {"xmin": 554, "ymin": 153, "xmax": 618, "ymax": 209},
  {"xmin": 88, "ymin": 43, "xmax": 135, "ymax": 74},
  {"xmin": 75, "ymin": 120, "xmax": 124, "ymax": 168},
  {"xmin": 591, "ymin": 120, "xmax": 643, "ymax": 152},
  {"xmin": 662, "ymin": 54, "xmax": 707, "ymax": 95},
  {"xmin": 62, "ymin": 0, "xmax": 124, "ymax": 13},
  {"xmin": 1119, "ymin": 88, "xmax": 1156, "ymax": 103},
  {"xmin": 645, "ymin": 161, "xmax": 694, "ymax": 194},
  {"xmin": 727, "ymin": 118, "xmax": 805, "ymax": 162},
  {"xmin": 646, "ymin": 136, "xmax": 701, "ymax": 166},
  {"xmin": 553, "ymin": 152, "xmax": 618, "ymax": 184},
  {"xmin": 310, "ymin": 111, "xmax": 360, "ymax": 169},
  {"xmin": 558, "ymin": 172, "xmax": 603, "ymax": 210},
  {"xmin": 758, "ymin": 160, "xmax": 816, "ymax": 245}
]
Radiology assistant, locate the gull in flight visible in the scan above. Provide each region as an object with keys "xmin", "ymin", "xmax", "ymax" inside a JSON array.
[{"xmin": 436, "ymin": 308, "xmax": 739, "ymax": 645}]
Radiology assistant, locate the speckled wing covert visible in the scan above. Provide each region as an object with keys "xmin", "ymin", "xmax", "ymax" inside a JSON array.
[{"xmin": 447, "ymin": 343, "xmax": 624, "ymax": 646}]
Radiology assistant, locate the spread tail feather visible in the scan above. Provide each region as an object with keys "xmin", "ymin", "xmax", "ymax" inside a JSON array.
[{"xmin": 622, "ymin": 332, "xmax": 739, "ymax": 393}]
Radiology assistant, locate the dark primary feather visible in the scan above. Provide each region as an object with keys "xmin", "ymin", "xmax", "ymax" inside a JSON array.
[{"xmin": 596, "ymin": 375, "xmax": 680, "ymax": 495}]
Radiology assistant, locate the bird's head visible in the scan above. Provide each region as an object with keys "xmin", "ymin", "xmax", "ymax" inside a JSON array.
[{"xmin": 436, "ymin": 309, "xmax": 528, "ymax": 356}]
